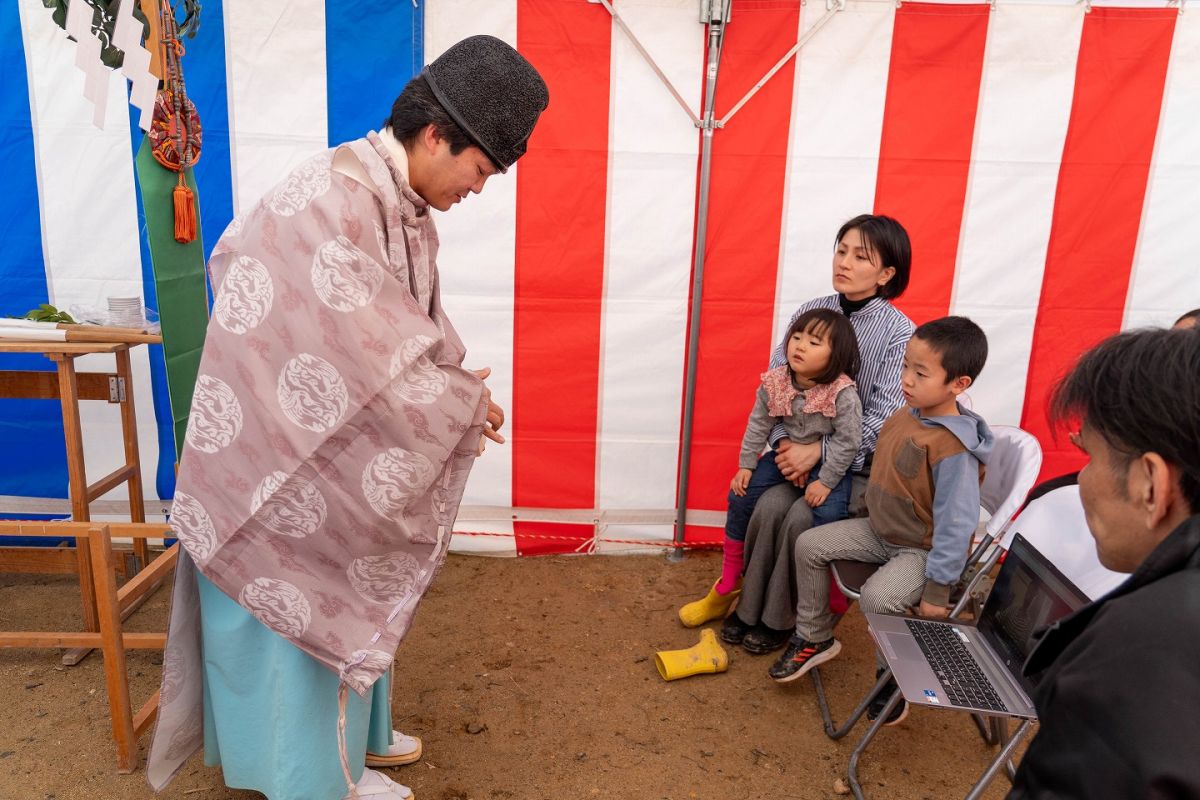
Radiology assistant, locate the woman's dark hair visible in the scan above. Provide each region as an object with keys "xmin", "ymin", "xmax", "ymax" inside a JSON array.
[
  {"xmin": 1049, "ymin": 328, "xmax": 1200, "ymax": 511},
  {"xmin": 912, "ymin": 316, "xmax": 988, "ymax": 383},
  {"xmin": 383, "ymin": 75, "xmax": 474, "ymax": 155},
  {"xmin": 785, "ymin": 308, "xmax": 861, "ymax": 383},
  {"xmin": 834, "ymin": 214, "xmax": 912, "ymax": 300}
]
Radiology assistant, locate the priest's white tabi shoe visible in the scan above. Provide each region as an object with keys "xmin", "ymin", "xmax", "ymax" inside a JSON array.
[
  {"xmin": 341, "ymin": 767, "xmax": 414, "ymax": 799},
  {"xmin": 364, "ymin": 730, "xmax": 423, "ymax": 768}
]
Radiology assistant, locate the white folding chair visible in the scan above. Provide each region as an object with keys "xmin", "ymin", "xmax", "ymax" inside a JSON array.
[
  {"xmin": 997, "ymin": 483, "xmax": 1124, "ymax": 601},
  {"xmin": 811, "ymin": 426, "xmax": 1044, "ymax": 800}
]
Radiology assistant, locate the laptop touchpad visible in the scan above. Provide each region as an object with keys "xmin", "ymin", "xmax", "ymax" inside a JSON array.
[{"xmin": 882, "ymin": 632, "xmax": 925, "ymax": 662}]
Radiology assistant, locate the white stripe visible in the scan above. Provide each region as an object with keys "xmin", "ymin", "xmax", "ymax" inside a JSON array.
[
  {"xmin": 1123, "ymin": 12, "xmax": 1200, "ymax": 331},
  {"xmin": 224, "ymin": 1, "xmax": 328, "ymax": 215},
  {"xmin": 596, "ymin": 0, "xmax": 702, "ymax": 545},
  {"xmin": 425, "ymin": 1, "xmax": 518, "ymax": 547},
  {"xmin": 950, "ymin": 5, "xmax": 1083, "ymax": 427},
  {"xmin": 775, "ymin": 0, "xmax": 894, "ymax": 343},
  {"xmin": 18, "ymin": 0, "xmax": 161, "ymax": 500}
]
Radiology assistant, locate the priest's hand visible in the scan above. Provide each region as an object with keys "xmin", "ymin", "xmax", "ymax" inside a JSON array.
[{"xmin": 471, "ymin": 367, "xmax": 507, "ymax": 445}]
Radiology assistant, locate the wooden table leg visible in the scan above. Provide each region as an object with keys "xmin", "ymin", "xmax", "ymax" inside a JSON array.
[
  {"xmin": 88, "ymin": 526, "xmax": 137, "ymax": 773},
  {"xmin": 53, "ymin": 354, "xmax": 100, "ymax": 666},
  {"xmin": 115, "ymin": 348, "xmax": 150, "ymax": 568}
]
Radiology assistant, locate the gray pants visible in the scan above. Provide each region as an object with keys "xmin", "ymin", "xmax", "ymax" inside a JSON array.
[
  {"xmin": 793, "ymin": 516, "xmax": 928, "ymax": 644},
  {"xmin": 738, "ymin": 476, "xmax": 869, "ymax": 632}
]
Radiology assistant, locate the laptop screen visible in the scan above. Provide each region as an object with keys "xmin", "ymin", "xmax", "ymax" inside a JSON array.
[{"xmin": 977, "ymin": 533, "xmax": 1091, "ymax": 692}]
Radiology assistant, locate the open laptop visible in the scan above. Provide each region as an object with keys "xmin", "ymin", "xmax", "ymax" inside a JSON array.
[{"xmin": 865, "ymin": 533, "xmax": 1091, "ymax": 719}]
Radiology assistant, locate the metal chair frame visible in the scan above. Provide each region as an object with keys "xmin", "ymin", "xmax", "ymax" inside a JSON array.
[
  {"xmin": 812, "ymin": 534, "xmax": 1028, "ymax": 800},
  {"xmin": 806, "ymin": 425, "xmax": 1043, "ymax": 799}
]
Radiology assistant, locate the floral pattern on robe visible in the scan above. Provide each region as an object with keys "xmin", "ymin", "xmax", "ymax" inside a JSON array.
[{"xmin": 147, "ymin": 132, "xmax": 486, "ymax": 790}]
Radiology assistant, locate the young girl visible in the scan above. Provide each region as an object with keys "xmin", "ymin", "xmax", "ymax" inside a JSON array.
[
  {"xmin": 678, "ymin": 309, "xmax": 863, "ymax": 627},
  {"xmin": 731, "ymin": 308, "xmax": 863, "ymax": 523}
]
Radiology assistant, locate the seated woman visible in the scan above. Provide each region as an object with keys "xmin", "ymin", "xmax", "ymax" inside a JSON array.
[{"xmin": 703, "ymin": 214, "xmax": 916, "ymax": 654}]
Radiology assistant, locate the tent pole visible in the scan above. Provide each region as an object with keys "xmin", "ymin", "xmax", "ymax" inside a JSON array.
[{"xmin": 671, "ymin": 3, "xmax": 728, "ymax": 562}]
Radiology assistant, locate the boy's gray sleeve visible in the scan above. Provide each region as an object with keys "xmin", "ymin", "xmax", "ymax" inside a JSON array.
[
  {"xmin": 739, "ymin": 387, "xmax": 774, "ymax": 470},
  {"xmin": 817, "ymin": 388, "xmax": 864, "ymax": 488},
  {"xmin": 923, "ymin": 452, "xmax": 982, "ymax": 606}
]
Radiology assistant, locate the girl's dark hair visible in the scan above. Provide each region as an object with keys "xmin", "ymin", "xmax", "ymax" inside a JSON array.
[
  {"xmin": 785, "ymin": 308, "xmax": 861, "ymax": 383},
  {"xmin": 834, "ymin": 214, "xmax": 912, "ymax": 300},
  {"xmin": 384, "ymin": 75, "xmax": 474, "ymax": 155},
  {"xmin": 1049, "ymin": 328, "xmax": 1200, "ymax": 511}
]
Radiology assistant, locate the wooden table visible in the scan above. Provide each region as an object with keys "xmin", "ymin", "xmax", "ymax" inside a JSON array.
[
  {"xmin": 0, "ymin": 337, "xmax": 160, "ymax": 663},
  {"xmin": 0, "ymin": 521, "xmax": 175, "ymax": 772}
]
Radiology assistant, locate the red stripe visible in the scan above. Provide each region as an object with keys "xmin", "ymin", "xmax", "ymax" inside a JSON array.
[
  {"xmin": 1021, "ymin": 7, "xmax": 1177, "ymax": 482},
  {"xmin": 681, "ymin": 2, "xmax": 801, "ymax": 544},
  {"xmin": 512, "ymin": 1, "xmax": 612, "ymax": 555},
  {"xmin": 874, "ymin": 3, "xmax": 990, "ymax": 325}
]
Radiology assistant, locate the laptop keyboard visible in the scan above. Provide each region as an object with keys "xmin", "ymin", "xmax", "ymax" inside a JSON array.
[{"xmin": 904, "ymin": 619, "xmax": 1009, "ymax": 713}]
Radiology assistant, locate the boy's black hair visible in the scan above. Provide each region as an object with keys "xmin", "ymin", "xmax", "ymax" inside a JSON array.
[
  {"xmin": 1050, "ymin": 328, "xmax": 1200, "ymax": 511},
  {"xmin": 834, "ymin": 214, "xmax": 912, "ymax": 301},
  {"xmin": 785, "ymin": 308, "xmax": 862, "ymax": 383},
  {"xmin": 912, "ymin": 316, "xmax": 988, "ymax": 383},
  {"xmin": 383, "ymin": 75, "xmax": 474, "ymax": 155}
]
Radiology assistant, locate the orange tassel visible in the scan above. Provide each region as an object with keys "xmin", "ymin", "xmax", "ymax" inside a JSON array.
[{"xmin": 173, "ymin": 172, "xmax": 196, "ymax": 243}]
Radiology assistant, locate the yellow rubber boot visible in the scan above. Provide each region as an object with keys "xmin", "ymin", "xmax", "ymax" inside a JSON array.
[
  {"xmin": 655, "ymin": 628, "xmax": 729, "ymax": 681},
  {"xmin": 678, "ymin": 580, "xmax": 740, "ymax": 628}
]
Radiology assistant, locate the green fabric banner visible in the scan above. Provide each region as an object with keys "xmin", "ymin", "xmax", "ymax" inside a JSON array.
[{"xmin": 135, "ymin": 138, "xmax": 209, "ymax": 460}]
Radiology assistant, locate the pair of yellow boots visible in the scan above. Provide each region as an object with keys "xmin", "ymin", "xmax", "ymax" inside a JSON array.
[{"xmin": 654, "ymin": 582, "xmax": 740, "ymax": 681}]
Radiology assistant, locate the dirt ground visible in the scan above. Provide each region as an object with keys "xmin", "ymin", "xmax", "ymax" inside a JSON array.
[{"xmin": 0, "ymin": 551, "xmax": 1019, "ymax": 800}]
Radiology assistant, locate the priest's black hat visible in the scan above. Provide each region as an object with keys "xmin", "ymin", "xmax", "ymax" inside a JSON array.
[{"xmin": 422, "ymin": 35, "xmax": 549, "ymax": 173}]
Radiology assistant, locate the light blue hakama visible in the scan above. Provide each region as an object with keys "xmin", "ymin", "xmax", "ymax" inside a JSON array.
[{"xmin": 198, "ymin": 573, "xmax": 393, "ymax": 800}]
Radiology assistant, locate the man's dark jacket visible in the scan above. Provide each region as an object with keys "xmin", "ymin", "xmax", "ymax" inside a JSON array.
[{"xmin": 1008, "ymin": 513, "xmax": 1200, "ymax": 798}]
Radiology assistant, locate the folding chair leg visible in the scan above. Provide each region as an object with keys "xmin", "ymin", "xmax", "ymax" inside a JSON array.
[
  {"xmin": 813, "ymin": 665, "xmax": 894, "ymax": 740},
  {"xmin": 991, "ymin": 717, "xmax": 1020, "ymax": 783},
  {"xmin": 964, "ymin": 720, "xmax": 1031, "ymax": 800},
  {"xmin": 971, "ymin": 712, "xmax": 998, "ymax": 745},
  {"xmin": 991, "ymin": 717, "xmax": 1006, "ymax": 750},
  {"xmin": 847, "ymin": 684, "xmax": 903, "ymax": 800}
]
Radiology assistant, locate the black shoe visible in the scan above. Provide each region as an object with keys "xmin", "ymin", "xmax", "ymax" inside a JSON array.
[
  {"xmin": 867, "ymin": 671, "xmax": 910, "ymax": 726},
  {"xmin": 742, "ymin": 625, "xmax": 793, "ymax": 655},
  {"xmin": 719, "ymin": 614, "xmax": 754, "ymax": 645},
  {"xmin": 768, "ymin": 637, "xmax": 842, "ymax": 682}
]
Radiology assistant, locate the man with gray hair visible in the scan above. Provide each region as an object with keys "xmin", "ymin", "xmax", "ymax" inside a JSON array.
[{"xmin": 1008, "ymin": 327, "xmax": 1200, "ymax": 797}]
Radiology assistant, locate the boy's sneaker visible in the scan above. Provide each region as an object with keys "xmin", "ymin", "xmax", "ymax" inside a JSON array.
[
  {"xmin": 719, "ymin": 613, "xmax": 754, "ymax": 645},
  {"xmin": 767, "ymin": 637, "xmax": 841, "ymax": 683},
  {"xmin": 741, "ymin": 625, "xmax": 792, "ymax": 655},
  {"xmin": 866, "ymin": 670, "xmax": 910, "ymax": 726}
]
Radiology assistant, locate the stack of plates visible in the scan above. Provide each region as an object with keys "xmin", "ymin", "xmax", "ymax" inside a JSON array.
[{"xmin": 107, "ymin": 296, "xmax": 144, "ymax": 328}]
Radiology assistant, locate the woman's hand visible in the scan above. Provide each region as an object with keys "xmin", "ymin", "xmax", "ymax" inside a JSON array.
[
  {"xmin": 471, "ymin": 367, "xmax": 506, "ymax": 446},
  {"xmin": 775, "ymin": 439, "xmax": 821, "ymax": 486},
  {"xmin": 730, "ymin": 468, "xmax": 753, "ymax": 497},
  {"xmin": 804, "ymin": 480, "xmax": 830, "ymax": 508}
]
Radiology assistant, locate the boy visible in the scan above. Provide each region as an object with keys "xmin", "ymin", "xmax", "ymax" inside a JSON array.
[{"xmin": 767, "ymin": 316, "xmax": 993, "ymax": 726}]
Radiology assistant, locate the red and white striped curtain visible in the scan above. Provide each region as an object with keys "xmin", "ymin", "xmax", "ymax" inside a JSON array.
[{"xmin": 429, "ymin": 0, "xmax": 1200, "ymax": 556}]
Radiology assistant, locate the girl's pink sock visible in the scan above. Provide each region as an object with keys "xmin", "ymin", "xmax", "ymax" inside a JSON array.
[{"xmin": 715, "ymin": 538, "xmax": 745, "ymax": 595}]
